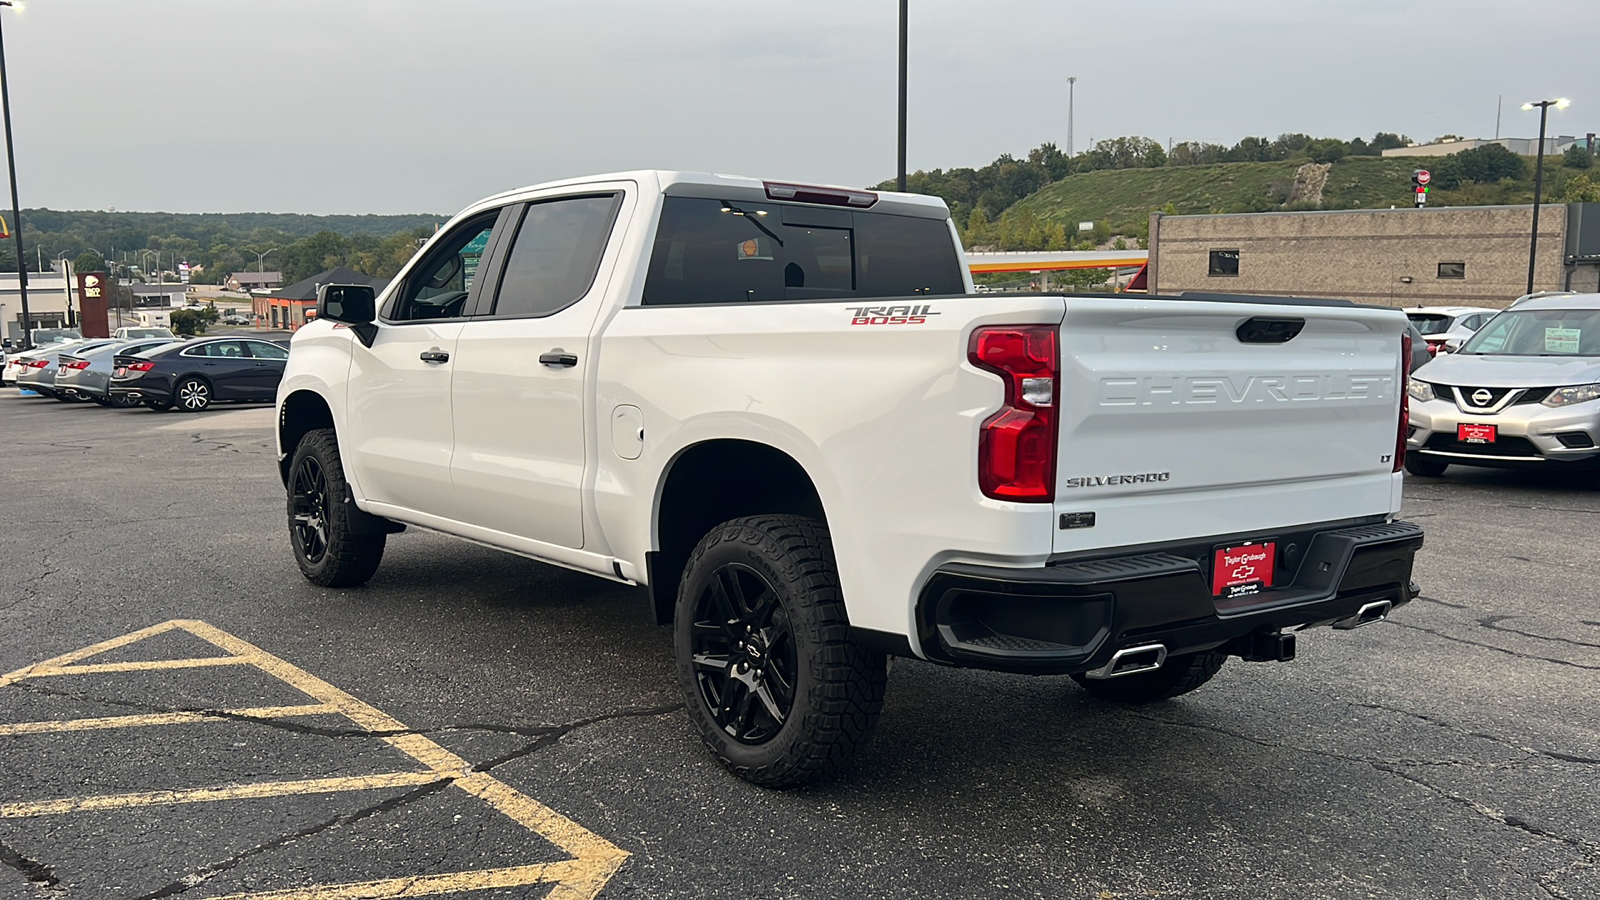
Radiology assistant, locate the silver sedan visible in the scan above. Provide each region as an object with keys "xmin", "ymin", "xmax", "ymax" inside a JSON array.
[{"xmin": 55, "ymin": 338, "xmax": 185, "ymax": 406}]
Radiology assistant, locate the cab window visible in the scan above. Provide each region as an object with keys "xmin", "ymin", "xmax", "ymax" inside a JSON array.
[
  {"xmin": 389, "ymin": 212, "xmax": 499, "ymax": 322},
  {"xmin": 489, "ymin": 195, "xmax": 620, "ymax": 318}
]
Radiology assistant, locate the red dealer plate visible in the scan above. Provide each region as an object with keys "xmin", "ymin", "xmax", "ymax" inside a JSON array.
[
  {"xmin": 1458, "ymin": 423, "xmax": 1497, "ymax": 444},
  {"xmin": 1212, "ymin": 542, "xmax": 1276, "ymax": 599}
]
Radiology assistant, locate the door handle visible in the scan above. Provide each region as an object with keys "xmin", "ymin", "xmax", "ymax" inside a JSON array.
[
  {"xmin": 420, "ymin": 350, "xmax": 450, "ymax": 363},
  {"xmin": 539, "ymin": 351, "xmax": 578, "ymax": 367}
]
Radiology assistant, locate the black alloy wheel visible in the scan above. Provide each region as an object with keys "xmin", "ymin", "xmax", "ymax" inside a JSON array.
[
  {"xmin": 688, "ymin": 563, "xmax": 800, "ymax": 745},
  {"xmin": 290, "ymin": 455, "xmax": 331, "ymax": 566},
  {"xmin": 286, "ymin": 428, "xmax": 385, "ymax": 587},
  {"xmin": 176, "ymin": 377, "xmax": 211, "ymax": 412},
  {"xmin": 674, "ymin": 515, "xmax": 887, "ymax": 788}
]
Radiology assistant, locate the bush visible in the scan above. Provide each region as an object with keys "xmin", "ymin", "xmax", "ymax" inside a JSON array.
[{"xmin": 1564, "ymin": 143, "xmax": 1594, "ymax": 170}]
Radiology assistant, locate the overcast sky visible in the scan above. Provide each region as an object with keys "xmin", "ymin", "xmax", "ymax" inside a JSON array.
[{"xmin": 3, "ymin": 0, "xmax": 1595, "ymax": 215}]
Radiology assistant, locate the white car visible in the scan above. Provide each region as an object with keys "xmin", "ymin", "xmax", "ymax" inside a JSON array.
[
  {"xmin": 113, "ymin": 326, "xmax": 179, "ymax": 341},
  {"xmin": 1406, "ymin": 293, "xmax": 1600, "ymax": 478},
  {"xmin": 275, "ymin": 170, "xmax": 1423, "ymax": 787},
  {"xmin": 1404, "ymin": 306, "xmax": 1499, "ymax": 357}
]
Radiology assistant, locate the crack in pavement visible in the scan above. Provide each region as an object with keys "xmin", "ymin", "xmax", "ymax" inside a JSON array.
[
  {"xmin": 11, "ymin": 681, "xmax": 683, "ymax": 743},
  {"xmin": 1478, "ymin": 615, "xmax": 1600, "ymax": 651},
  {"xmin": 0, "ymin": 838, "xmax": 60, "ymax": 890},
  {"xmin": 1387, "ymin": 621, "xmax": 1600, "ymax": 671},
  {"xmin": 1369, "ymin": 760, "xmax": 1600, "ymax": 858},
  {"xmin": 1355, "ymin": 701, "xmax": 1600, "ymax": 766},
  {"xmin": 1130, "ymin": 712, "xmax": 1600, "ymax": 859},
  {"xmin": 127, "ymin": 779, "xmax": 454, "ymax": 900},
  {"xmin": 120, "ymin": 701, "xmax": 681, "ymax": 897}
]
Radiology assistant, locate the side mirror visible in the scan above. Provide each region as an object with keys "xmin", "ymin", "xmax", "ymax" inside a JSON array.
[
  {"xmin": 316, "ymin": 284, "xmax": 376, "ymax": 325},
  {"xmin": 316, "ymin": 284, "xmax": 378, "ymax": 347}
]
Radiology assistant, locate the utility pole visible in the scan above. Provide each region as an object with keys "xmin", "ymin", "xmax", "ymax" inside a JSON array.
[
  {"xmin": 0, "ymin": 1, "xmax": 32, "ymax": 349},
  {"xmin": 896, "ymin": 0, "xmax": 907, "ymax": 192},
  {"xmin": 1067, "ymin": 76, "xmax": 1077, "ymax": 156},
  {"xmin": 1495, "ymin": 95, "xmax": 1502, "ymax": 140}
]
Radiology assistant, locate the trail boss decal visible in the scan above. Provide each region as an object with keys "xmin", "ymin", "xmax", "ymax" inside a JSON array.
[{"xmin": 848, "ymin": 304, "xmax": 940, "ymax": 326}]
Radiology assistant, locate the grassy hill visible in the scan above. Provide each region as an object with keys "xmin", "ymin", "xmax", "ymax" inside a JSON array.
[{"xmin": 998, "ymin": 155, "xmax": 1590, "ymax": 239}]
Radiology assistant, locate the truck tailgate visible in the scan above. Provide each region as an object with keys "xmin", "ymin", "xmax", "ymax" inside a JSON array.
[{"xmin": 1052, "ymin": 296, "xmax": 1405, "ymax": 555}]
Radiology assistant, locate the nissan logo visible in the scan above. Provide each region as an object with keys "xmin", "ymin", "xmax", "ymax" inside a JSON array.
[{"xmin": 1471, "ymin": 389, "xmax": 1494, "ymax": 405}]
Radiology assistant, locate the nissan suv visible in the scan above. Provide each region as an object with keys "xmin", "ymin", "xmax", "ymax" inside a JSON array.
[{"xmin": 1406, "ymin": 293, "xmax": 1600, "ymax": 478}]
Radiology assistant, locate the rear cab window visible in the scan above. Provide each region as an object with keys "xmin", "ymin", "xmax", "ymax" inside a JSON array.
[{"xmin": 643, "ymin": 197, "xmax": 964, "ymax": 306}]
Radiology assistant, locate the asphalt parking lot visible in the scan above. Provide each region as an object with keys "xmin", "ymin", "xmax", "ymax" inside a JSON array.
[{"xmin": 0, "ymin": 393, "xmax": 1596, "ymax": 900}]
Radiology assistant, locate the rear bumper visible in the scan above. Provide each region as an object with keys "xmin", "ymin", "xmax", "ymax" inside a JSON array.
[
  {"xmin": 109, "ymin": 383, "xmax": 172, "ymax": 404},
  {"xmin": 916, "ymin": 520, "xmax": 1424, "ymax": 675}
]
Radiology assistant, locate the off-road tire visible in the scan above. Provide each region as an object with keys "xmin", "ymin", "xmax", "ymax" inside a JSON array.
[
  {"xmin": 1071, "ymin": 649, "xmax": 1227, "ymax": 704},
  {"xmin": 287, "ymin": 428, "xmax": 385, "ymax": 587},
  {"xmin": 674, "ymin": 514, "xmax": 887, "ymax": 788},
  {"xmin": 1404, "ymin": 456, "xmax": 1448, "ymax": 477},
  {"xmin": 175, "ymin": 377, "xmax": 212, "ymax": 412}
]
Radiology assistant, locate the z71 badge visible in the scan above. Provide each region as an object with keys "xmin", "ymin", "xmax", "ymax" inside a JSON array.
[{"xmin": 847, "ymin": 304, "xmax": 940, "ymax": 325}]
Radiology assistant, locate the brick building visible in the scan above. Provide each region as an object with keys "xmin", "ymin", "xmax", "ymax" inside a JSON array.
[{"xmin": 1148, "ymin": 203, "xmax": 1600, "ymax": 309}]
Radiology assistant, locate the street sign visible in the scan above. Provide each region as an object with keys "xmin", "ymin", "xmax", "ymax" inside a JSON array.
[{"xmin": 1414, "ymin": 169, "xmax": 1431, "ymax": 186}]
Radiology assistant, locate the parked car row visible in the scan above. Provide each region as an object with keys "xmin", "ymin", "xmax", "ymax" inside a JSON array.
[{"xmin": 4, "ymin": 335, "xmax": 290, "ymax": 412}]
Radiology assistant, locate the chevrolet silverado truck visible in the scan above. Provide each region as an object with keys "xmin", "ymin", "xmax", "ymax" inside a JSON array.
[{"xmin": 275, "ymin": 170, "xmax": 1424, "ymax": 787}]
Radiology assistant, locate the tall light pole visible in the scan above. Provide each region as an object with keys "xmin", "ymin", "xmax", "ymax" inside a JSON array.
[
  {"xmin": 896, "ymin": 0, "xmax": 907, "ymax": 192},
  {"xmin": 0, "ymin": 0, "xmax": 32, "ymax": 349},
  {"xmin": 251, "ymin": 247, "xmax": 278, "ymax": 273},
  {"xmin": 1067, "ymin": 76, "xmax": 1077, "ymax": 156},
  {"xmin": 1522, "ymin": 98, "xmax": 1570, "ymax": 296}
]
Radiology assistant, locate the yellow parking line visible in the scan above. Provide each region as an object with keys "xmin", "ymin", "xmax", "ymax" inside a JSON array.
[
  {"xmin": 0, "ymin": 619, "xmax": 186, "ymax": 687},
  {"xmin": 0, "ymin": 771, "xmax": 443, "ymax": 818},
  {"xmin": 0, "ymin": 619, "xmax": 632, "ymax": 899},
  {"xmin": 21, "ymin": 656, "xmax": 259, "ymax": 677},
  {"xmin": 0, "ymin": 703, "xmax": 338, "ymax": 736},
  {"xmin": 208, "ymin": 859, "xmax": 598, "ymax": 900}
]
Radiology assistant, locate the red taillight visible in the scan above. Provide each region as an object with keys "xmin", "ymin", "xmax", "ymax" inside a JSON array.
[
  {"xmin": 25, "ymin": 359, "xmax": 48, "ymax": 368},
  {"xmin": 969, "ymin": 326, "xmax": 1059, "ymax": 501},
  {"xmin": 62, "ymin": 360, "xmax": 90, "ymax": 370},
  {"xmin": 1395, "ymin": 331, "xmax": 1412, "ymax": 473},
  {"xmin": 127, "ymin": 361, "xmax": 156, "ymax": 372},
  {"xmin": 1425, "ymin": 341, "xmax": 1440, "ymax": 357}
]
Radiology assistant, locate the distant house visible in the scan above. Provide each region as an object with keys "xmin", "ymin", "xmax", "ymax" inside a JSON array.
[
  {"xmin": 226, "ymin": 271, "xmax": 283, "ymax": 292},
  {"xmin": 258, "ymin": 266, "xmax": 390, "ymax": 330}
]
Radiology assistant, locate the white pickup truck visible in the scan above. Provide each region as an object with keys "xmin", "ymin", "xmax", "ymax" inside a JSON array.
[{"xmin": 276, "ymin": 170, "xmax": 1423, "ymax": 787}]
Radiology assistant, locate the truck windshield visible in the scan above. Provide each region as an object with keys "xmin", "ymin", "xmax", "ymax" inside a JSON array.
[
  {"xmin": 1458, "ymin": 308, "xmax": 1600, "ymax": 356},
  {"xmin": 642, "ymin": 197, "xmax": 964, "ymax": 306}
]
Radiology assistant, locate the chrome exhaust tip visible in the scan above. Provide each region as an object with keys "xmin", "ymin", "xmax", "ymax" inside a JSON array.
[
  {"xmin": 1083, "ymin": 643, "xmax": 1168, "ymax": 680},
  {"xmin": 1334, "ymin": 600, "xmax": 1393, "ymax": 630}
]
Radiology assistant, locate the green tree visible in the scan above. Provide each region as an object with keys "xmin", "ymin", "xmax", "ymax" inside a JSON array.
[
  {"xmin": 169, "ymin": 309, "xmax": 209, "ymax": 336},
  {"xmin": 1561, "ymin": 174, "xmax": 1600, "ymax": 202},
  {"xmin": 963, "ymin": 207, "xmax": 990, "ymax": 247},
  {"xmin": 1370, "ymin": 133, "xmax": 1410, "ymax": 152},
  {"xmin": 1433, "ymin": 143, "xmax": 1526, "ymax": 189},
  {"xmin": 1564, "ymin": 143, "xmax": 1594, "ymax": 170},
  {"xmin": 72, "ymin": 251, "xmax": 105, "ymax": 274}
]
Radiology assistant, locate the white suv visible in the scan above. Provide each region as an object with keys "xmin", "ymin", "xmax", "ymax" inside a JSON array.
[{"xmin": 1407, "ymin": 293, "xmax": 1600, "ymax": 477}]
